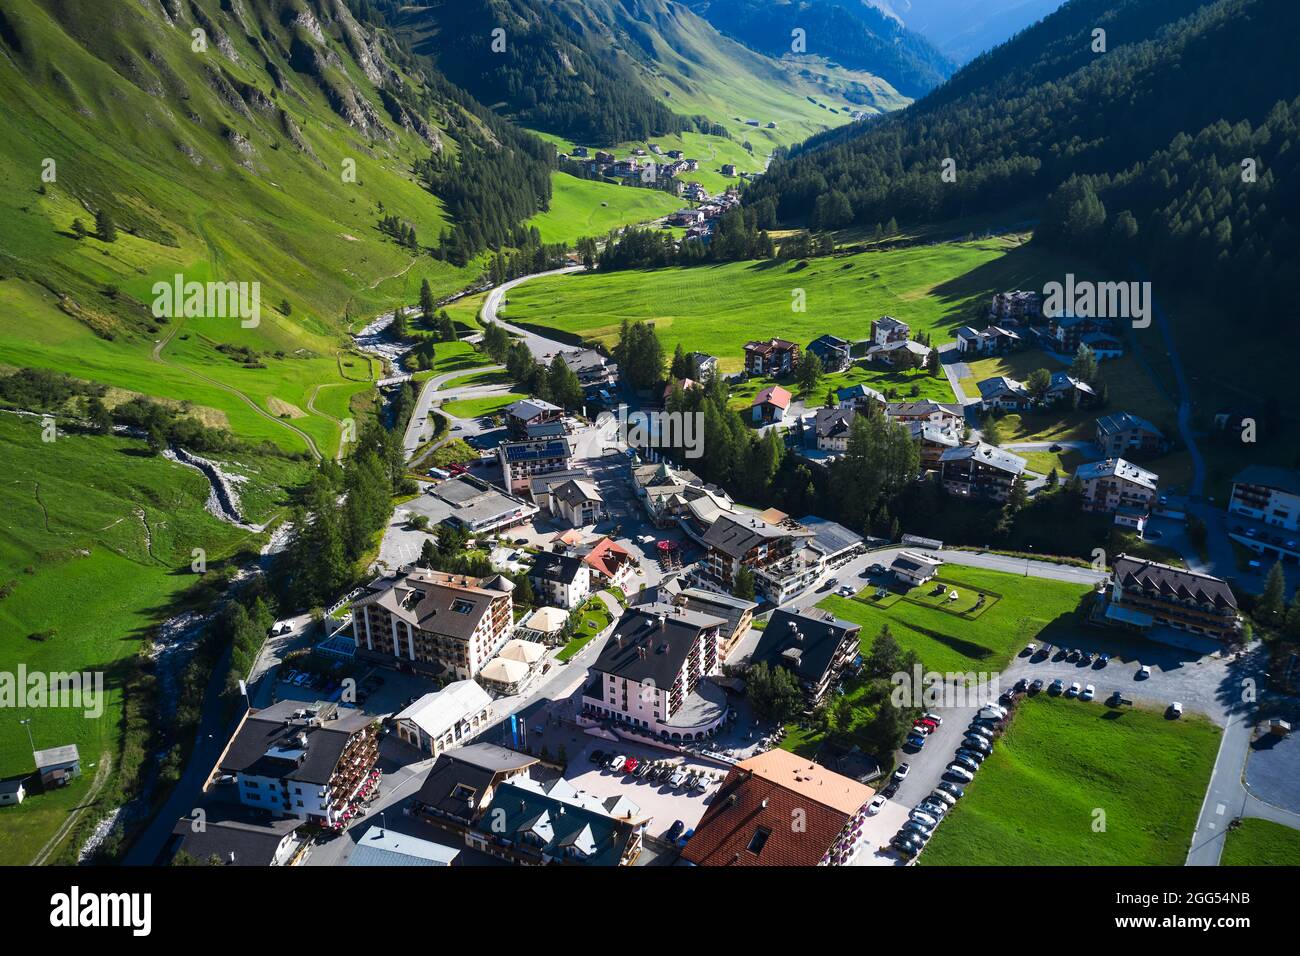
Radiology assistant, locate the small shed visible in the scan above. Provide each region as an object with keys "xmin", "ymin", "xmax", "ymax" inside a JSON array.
[
  {"xmin": 0, "ymin": 778, "xmax": 26, "ymax": 806},
  {"xmin": 33, "ymin": 744, "xmax": 80, "ymax": 788},
  {"xmin": 1266, "ymin": 718, "xmax": 1293, "ymax": 737}
]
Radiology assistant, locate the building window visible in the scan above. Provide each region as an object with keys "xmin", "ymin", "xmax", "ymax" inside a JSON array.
[{"xmin": 747, "ymin": 826, "xmax": 772, "ymax": 855}]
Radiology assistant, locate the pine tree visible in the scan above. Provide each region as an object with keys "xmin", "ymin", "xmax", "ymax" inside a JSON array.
[
  {"xmin": 733, "ymin": 566, "xmax": 756, "ymax": 601},
  {"xmin": 96, "ymin": 208, "xmax": 117, "ymax": 243},
  {"xmin": 1258, "ymin": 561, "xmax": 1287, "ymax": 630}
]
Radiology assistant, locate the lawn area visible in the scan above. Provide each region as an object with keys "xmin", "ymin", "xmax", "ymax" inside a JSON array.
[
  {"xmin": 556, "ymin": 598, "xmax": 613, "ymax": 661},
  {"xmin": 528, "ymin": 173, "xmax": 682, "ymax": 245},
  {"xmin": 500, "ymin": 236, "xmax": 1084, "ymax": 373},
  {"xmin": 919, "ymin": 695, "xmax": 1221, "ymax": 865},
  {"xmin": 0, "ymin": 415, "xmax": 282, "ymax": 864},
  {"xmin": 1220, "ymin": 817, "xmax": 1300, "ymax": 866},
  {"xmin": 440, "ymin": 392, "xmax": 525, "ymax": 420},
  {"xmin": 730, "ymin": 360, "xmax": 956, "ymax": 409},
  {"xmin": 816, "ymin": 565, "xmax": 1091, "ymax": 675},
  {"xmin": 441, "ymin": 368, "xmax": 511, "ymax": 390}
]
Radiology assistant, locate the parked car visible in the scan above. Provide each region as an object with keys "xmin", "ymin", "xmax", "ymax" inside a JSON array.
[
  {"xmin": 906, "ymin": 733, "xmax": 927, "ymax": 749},
  {"xmin": 1081, "ymin": 684, "xmax": 1096, "ymax": 701},
  {"xmin": 1013, "ymin": 678, "xmax": 1029, "ymax": 693},
  {"xmin": 945, "ymin": 765, "xmax": 975, "ymax": 783},
  {"xmin": 962, "ymin": 737, "xmax": 990, "ymax": 753},
  {"xmin": 967, "ymin": 724, "xmax": 995, "ymax": 740},
  {"xmin": 937, "ymin": 782, "xmax": 965, "ymax": 800},
  {"xmin": 870, "ymin": 563, "xmax": 887, "ymax": 574},
  {"xmin": 928, "ymin": 789, "xmax": 956, "ymax": 807},
  {"xmin": 1168, "ymin": 701, "xmax": 1184, "ymax": 718},
  {"xmin": 918, "ymin": 716, "xmax": 940, "ymax": 730},
  {"xmin": 893, "ymin": 763, "xmax": 911, "ymax": 781},
  {"xmin": 589, "ymin": 749, "xmax": 607, "ymax": 765},
  {"xmin": 900, "ymin": 820, "xmax": 931, "ymax": 839},
  {"xmin": 1022, "ymin": 642, "xmax": 1037, "ymax": 656},
  {"xmin": 676, "ymin": 827, "xmax": 694, "ymax": 848},
  {"xmin": 867, "ymin": 794, "xmax": 888, "ymax": 816},
  {"xmin": 1030, "ymin": 679, "xmax": 1045, "ymax": 694},
  {"xmin": 952, "ymin": 754, "xmax": 981, "ymax": 773},
  {"xmin": 623, "ymin": 757, "xmax": 639, "ymax": 774},
  {"xmin": 1137, "ymin": 664, "xmax": 1152, "ymax": 679},
  {"xmin": 1066, "ymin": 681, "xmax": 1081, "ymax": 698},
  {"xmin": 1080, "ymin": 651, "xmax": 1094, "ymax": 665},
  {"xmin": 956, "ymin": 748, "xmax": 986, "ymax": 766},
  {"xmin": 891, "ymin": 837, "xmax": 919, "ymax": 858},
  {"xmin": 636, "ymin": 761, "xmax": 654, "ymax": 778},
  {"xmin": 1096, "ymin": 653, "xmax": 1111, "ymax": 668},
  {"xmin": 1049, "ymin": 678, "xmax": 1065, "ymax": 695},
  {"xmin": 1067, "ymin": 648, "xmax": 1082, "ymax": 662},
  {"xmin": 909, "ymin": 810, "xmax": 938, "ymax": 828},
  {"xmin": 668, "ymin": 770, "xmax": 687, "ymax": 788},
  {"xmin": 918, "ymin": 801, "xmax": 948, "ymax": 820},
  {"xmin": 666, "ymin": 820, "xmax": 685, "ymax": 842},
  {"xmin": 692, "ymin": 774, "xmax": 709, "ymax": 793},
  {"xmin": 608, "ymin": 755, "xmax": 627, "ymax": 772},
  {"xmin": 922, "ymin": 712, "xmax": 944, "ymax": 726}
]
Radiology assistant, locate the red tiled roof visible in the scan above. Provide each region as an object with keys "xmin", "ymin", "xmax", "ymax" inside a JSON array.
[
  {"xmin": 583, "ymin": 537, "xmax": 632, "ymax": 579},
  {"xmin": 752, "ymin": 385, "xmax": 792, "ymax": 409},
  {"xmin": 681, "ymin": 751, "xmax": 870, "ymax": 866}
]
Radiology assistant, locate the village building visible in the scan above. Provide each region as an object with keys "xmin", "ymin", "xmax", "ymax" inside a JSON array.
[
  {"xmin": 504, "ymin": 398, "xmax": 563, "ymax": 440},
  {"xmin": 701, "ymin": 512, "xmax": 821, "ymax": 605},
  {"xmin": 869, "ymin": 315, "xmax": 910, "ymax": 347},
  {"xmin": 1095, "ymin": 412, "xmax": 1167, "ymax": 458},
  {"xmin": 1075, "ymin": 458, "xmax": 1159, "ymax": 524},
  {"xmin": 750, "ymin": 384, "xmax": 792, "ymax": 425},
  {"xmin": 393, "ymin": 680, "xmax": 493, "ymax": 756},
  {"xmin": 498, "ymin": 437, "xmax": 574, "ymax": 494},
  {"xmin": 681, "ymin": 749, "xmax": 874, "ymax": 867},
  {"xmin": 580, "ymin": 604, "xmax": 728, "ymax": 740},
  {"xmin": 939, "ymin": 442, "xmax": 1027, "ymax": 501},
  {"xmin": 351, "ymin": 568, "xmax": 515, "ymax": 679},
  {"xmin": 805, "ymin": 334, "xmax": 852, "ymax": 372},
  {"xmin": 528, "ymin": 551, "xmax": 591, "ymax": 609},
  {"xmin": 1102, "ymin": 556, "xmax": 1240, "ymax": 642},
  {"xmin": 890, "ymin": 550, "xmax": 942, "ymax": 587},
  {"xmin": 219, "ymin": 701, "xmax": 378, "ymax": 828},
  {"xmin": 753, "ymin": 608, "xmax": 861, "ymax": 706},
  {"xmin": 743, "ymin": 338, "xmax": 800, "ymax": 377}
]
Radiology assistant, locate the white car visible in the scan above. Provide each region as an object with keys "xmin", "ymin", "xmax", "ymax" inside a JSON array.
[
  {"xmin": 1080, "ymin": 684, "xmax": 1096, "ymax": 701},
  {"xmin": 909, "ymin": 810, "xmax": 938, "ymax": 828},
  {"xmin": 866, "ymin": 794, "xmax": 888, "ymax": 816},
  {"xmin": 1137, "ymin": 664, "xmax": 1152, "ymax": 679},
  {"xmin": 922, "ymin": 712, "xmax": 944, "ymax": 726},
  {"xmin": 1169, "ymin": 701, "xmax": 1184, "ymax": 718},
  {"xmin": 1066, "ymin": 681, "xmax": 1081, "ymax": 698},
  {"xmin": 928, "ymin": 789, "xmax": 956, "ymax": 807},
  {"xmin": 608, "ymin": 755, "xmax": 626, "ymax": 772},
  {"xmin": 945, "ymin": 765, "xmax": 974, "ymax": 783}
]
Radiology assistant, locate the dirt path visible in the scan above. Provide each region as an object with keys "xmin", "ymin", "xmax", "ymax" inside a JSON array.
[{"xmin": 30, "ymin": 752, "xmax": 111, "ymax": 866}]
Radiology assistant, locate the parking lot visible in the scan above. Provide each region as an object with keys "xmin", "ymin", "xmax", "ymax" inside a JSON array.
[{"xmin": 1245, "ymin": 715, "xmax": 1300, "ymax": 814}]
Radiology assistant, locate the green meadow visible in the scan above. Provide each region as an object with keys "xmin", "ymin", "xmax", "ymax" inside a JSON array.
[
  {"xmin": 0, "ymin": 414, "xmax": 300, "ymax": 863},
  {"xmin": 817, "ymin": 565, "xmax": 1091, "ymax": 675},
  {"xmin": 1220, "ymin": 818, "xmax": 1300, "ymax": 866},
  {"xmin": 500, "ymin": 235, "xmax": 1074, "ymax": 372},
  {"xmin": 529, "ymin": 174, "xmax": 682, "ymax": 245},
  {"xmin": 919, "ymin": 695, "xmax": 1221, "ymax": 865}
]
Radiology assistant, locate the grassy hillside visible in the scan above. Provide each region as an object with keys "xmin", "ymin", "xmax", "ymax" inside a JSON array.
[
  {"xmin": 920, "ymin": 695, "xmax": 1221, "ymax": 865},
  {"xmin": 1221, "ymin": 818, "xmax": 1300, "ymax": 866},
  {"xmin": 0, "ymin": 0, "xmax": 488, "ymax": 456},
  {"xmin": 499, "ymin": 234, "xmax": 1074, "ymax": 371},
  {"xmin": 529, "ymin": 174, "xmax": 682, "ymax": 244},
  {"xmin": 0, "ymin": 413, "xmax": 304, "ymax": 863}
]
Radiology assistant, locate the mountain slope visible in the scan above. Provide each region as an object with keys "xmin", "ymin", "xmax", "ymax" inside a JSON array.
[
  {"xmin": 877, "ymin": 0, "xmax": 1065, "ymax": 62},
  {"xmin": 388, "ymin": 0, "xmax": 906, "ymax": 149},
  {"xmin": 0, "ymin": 0, "xmax": 548, "ymax": 453},
  {"xmin": 685, "ymin": 0, "xmax": 955, "ymax": 98}
]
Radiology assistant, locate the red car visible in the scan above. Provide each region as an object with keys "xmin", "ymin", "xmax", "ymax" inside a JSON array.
[{"xmin": 623, "ymin": 758, "xmax": 639, "ymax": 774}]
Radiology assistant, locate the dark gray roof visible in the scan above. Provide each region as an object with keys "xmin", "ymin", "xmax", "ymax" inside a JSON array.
[
  {"xmin": 0, "ymin": 778, "xmax": 25, "ymax": 794},
  {"xmin": 1233, "ymin": 465, "xmax": 1300, "ymax": 498},
  {"xmin": 170, "ymin": 804, "xmax": 300, "ymax": 866},
  {"xmin": 939, "ymin": 441, "xmax": 1026, "ymax": 476},
  {"xmin": 813, "ymin": 407, "xmax": 855, "ymax": 439},
  {"xmin": 797, "ymin": 515, "xmax": 864, "ymax": 557},
  {"xmin": 702, "ymin": 514, "xmax": 794, "ymax": 559},
  {"xmin": 219, "ymin": 702, "xmax": 371, "ymax": 785},
  {"xmin": 1096, "ymin": 412, "xmax": 1162, "ymax": 437},
  {"xmin": 1112, "ymin": 555, "xmax": 1237, "ymax": 610},
  {"xmin": 591, "ymin": 605, "xmax": 724, "ymax": 687},
  {"xmin": 353, "ymin": 569, "xmax": 511, "ymax": 640},
  {"xmin": 530, "ymin": 550, "xmax": 586, "ymax": 585},
  {"xmin": 754, "ymin": 609, "xmax": 860, "ymax": 689}
]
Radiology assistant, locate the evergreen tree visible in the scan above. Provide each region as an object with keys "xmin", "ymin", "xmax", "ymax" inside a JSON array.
[
  {"xmin": 1258, "ymin": 561, "xmax": 1288, "ymax": 630},
  {"xmin": 95, "ymin": 208, "xmax": 117, "ymax": 242},
  {"xmin": 733, "ymin": 566, "xmax": 756, "ymax": 601}
]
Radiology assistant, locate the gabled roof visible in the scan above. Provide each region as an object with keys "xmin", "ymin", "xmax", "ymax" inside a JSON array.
[
  {"xmin": 977, "ymin": 375, "xmax": 1030, "ymax": 400},
  {"xmin": 1048, "ymin": 371, "xmax": 1096, "ymax": 395},
  {"xmin": 476, "ymin": 776, "xmax": 639, "ymax": 866},
  {"xmin": 939, "ymin": 441, "xmax": 1027, "ymax": 476},
  {"xmin": 1233, "ymin": 465, "xmax": 1300, "ymax": 497},
  {"xmin": 754, "ymin": 608, "xmax": 860, "ymax": 688},
  {"xmin": 353, "ymin": 568, "xmax": 512, "ymax": 641},
  {"xmin": 1096, "ymin": 411, "xmax": 1163, "ymax": 437},
  {"xmin": 873, "ymin": 315, "xmax": 909, "ymax": 331},
  {"xmin": 681, "ymin": 749, "xmax": 872, "ymax": 867},
  {"xmin": 1112, "ymin": 555, "xmax": 1237, "ymax": 610},
  {"xmin": 582, "ymin": 537, "xmax": 632, "ymax": 579},
  {"xmin": 413, "ymin": 743, "xmax": 537, "ymax": 821},
  {"xmin": 1075, "ymin": 458, "xmax": 1158, "ymax": 491},
  {"xmin": 702, "ymin": 513, "xmax": 802, "ymax": 558},
  {"xmin": 591, "ymin": 604, "xmax": 725, "ymax": 687},
  {"xmin": 837, "ymin": 383, "xmax": 885, "ymax": 405},
  {"xmin": 529, "ymin": 550, "xmax": 587, "ymax": 585},
  {"xmin": 505, "ymin": 398, "xmax": 562, "ymax": 421},
  {"xmin": 394, "ymin": 681, "xmax": 492, "ymax": 739},
  {"xmin": 813, "ymin": 406, "xmax": 855, "ymax": 439},
  {"xmin": 753, "ymin": 385, "xmax": 792, "ymax": 409}
]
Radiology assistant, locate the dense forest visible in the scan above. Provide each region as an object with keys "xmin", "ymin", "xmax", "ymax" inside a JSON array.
[
  {"xmin": 744, "ymin": 0, "xmax": 1300, "ymax": 314},
  {"xmin": 683, "ymin": 0, "xmax": 954, "ymax": 99}
]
